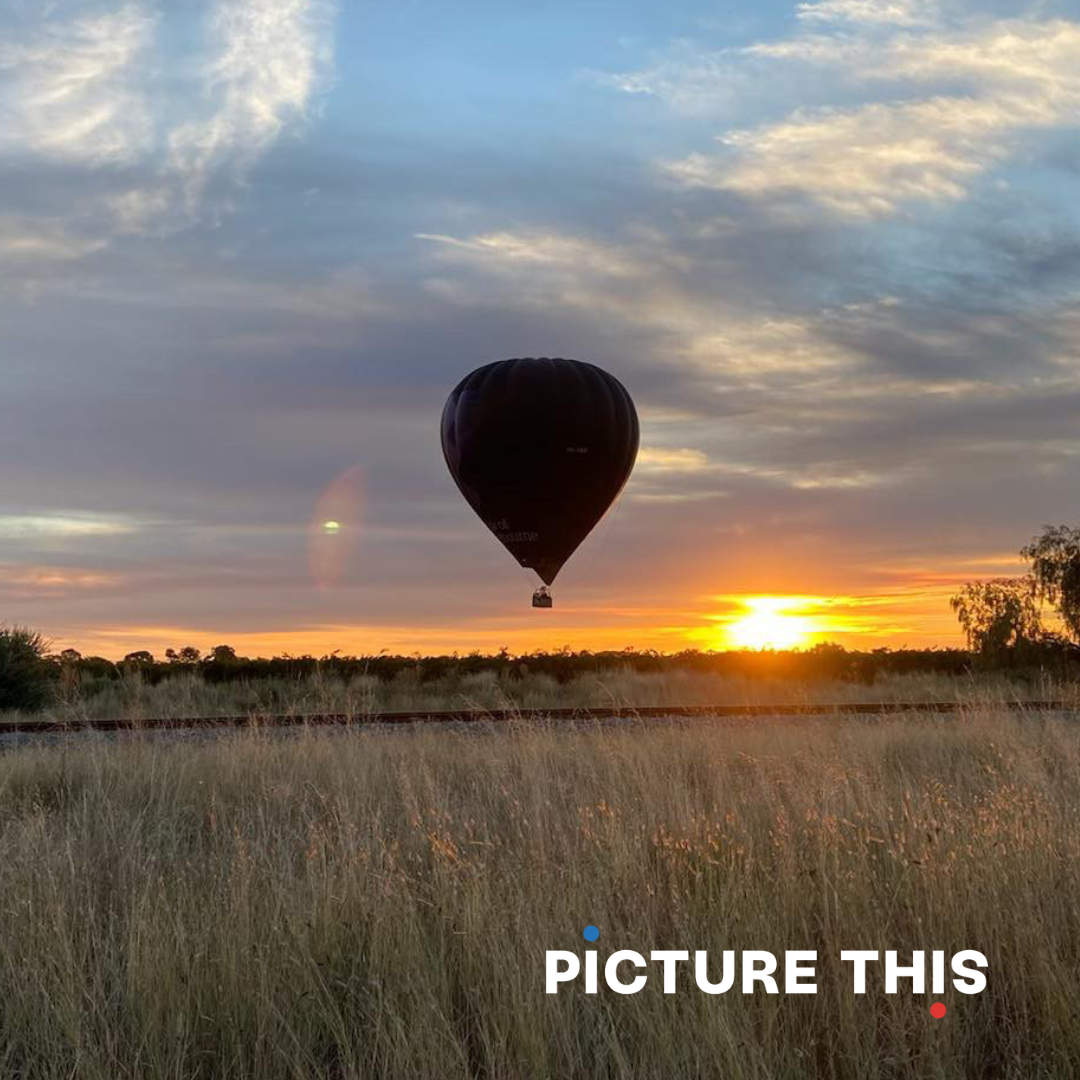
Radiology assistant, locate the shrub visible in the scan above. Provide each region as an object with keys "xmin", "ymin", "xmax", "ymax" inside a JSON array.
[{"xmin": 0, "ymin": 626, "xmax": 53, "ymax": 712}]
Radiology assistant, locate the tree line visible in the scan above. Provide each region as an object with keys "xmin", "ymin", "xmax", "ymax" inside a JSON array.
[{"xmin": 1, "ymin": 636, "xmax": 982, "ymax": 712}]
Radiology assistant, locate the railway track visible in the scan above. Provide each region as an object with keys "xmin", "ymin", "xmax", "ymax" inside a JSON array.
[{"xmin": 2, "ymin": 699, "xmax": 1078, "ymax": 735}]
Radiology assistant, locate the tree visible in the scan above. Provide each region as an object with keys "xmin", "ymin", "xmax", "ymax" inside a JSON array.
[
  {"xmin": 78, "ymin": 656, "xmax": 118, "ymax": 680},
  {"xmin": 123, "ymin": 651, "xmax": 154, "ymax": 665},
  {"xmin": 59, "ymin": 648, "xmax": 82, "ymax": 663},
  {"xmin": 950, "ymin": 578, "xmax": 1042, "ymax": 663},
  {"xmin": 0, "ymin": 625, "xmax": 53, "ymax": 711},
  {"xmin": 166, "ymin": 646, "xmax": 201, "ymax": 664},
  {"xmin": 209, "ymin": 644, "xmax": 237, "ymax": 663},
  {"xmin": 1022, "ymin": 525, "xmax": 1080, "ymax": 642}
]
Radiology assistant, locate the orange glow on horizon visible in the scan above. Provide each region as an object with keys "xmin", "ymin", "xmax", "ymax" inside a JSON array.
[
  {"xmin": 40, "ymin": 561, "xmax": 993, "ymax": 661},
  {"xmin": 52, "ymin": 585, "xmax": 967, "ymax": 661}
]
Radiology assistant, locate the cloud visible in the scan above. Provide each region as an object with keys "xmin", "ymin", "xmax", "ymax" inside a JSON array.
[
  {"xmin": 417, "ymin": 230, "xmax": 642, "ymax": 280},
  {"xmin": 167, "ymin": 0, "xmax": 335, "ymax": 214},
  {"xmin": 416, "ymin": 228, "xmax": 677, "ymax": 332},
  {"xmin": 0, "ymin": 0, "xmax": 336, "ymax": 251},
  {"xmin": 412, "ymin": 208, "xmax": 1080, "ymax": 521},
  {"xmin": 0, "ymin": 514, "xmax": 139, "ymax": 539},
  {"xmin": 415, "ymin": 224, "xmax": 867, "ymax": 397},
  {"xmin": 0, "ymin": 566, "xmax": 121, "ymax": 597},
  {"xmin": 678, "ymin": 96, "xmax": 1010, "ymax": 217},
  {"xmin": 796, "ymin": 0, "xmax": 937, "ymax": 26},
  {"xmin": 0, "ymin": 216, "xmax": 107, "ymax": 261},
  {"xmin": 613, "ymin": 10, "xmax": 1080, "ymax": 217},
  {"xmin": 418, "ymin": 225, "xmax": 787, "ymax": 342},
  {"xmin": 598, "ymin": 45, "xmax": 750, "ymax": 117},
  {"xmin": 40, "ymin": 262, "xmax": 376, "ymax": 320},
  {"xmin": 0, "ymin": 3, "xmax": 155, "ymax": 164},
  {"xmin": 636, "ymin": 447, "xmax": 710, "ymax": 472}
]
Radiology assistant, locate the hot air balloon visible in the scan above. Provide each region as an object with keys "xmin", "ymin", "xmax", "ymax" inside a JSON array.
[{"xmin": 441, "ymin": 357, "xmax": 639, "ymax": 606}]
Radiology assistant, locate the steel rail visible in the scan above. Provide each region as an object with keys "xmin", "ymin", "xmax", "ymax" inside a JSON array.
[{"xmin": 2, "ymin": 699, "xmax": 1079, "ymax": 735}]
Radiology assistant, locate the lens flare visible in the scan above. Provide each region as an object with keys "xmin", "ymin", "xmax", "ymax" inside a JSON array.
[{"xmin": 308, "ymin": 466, "xmax": 364, "ymax": 589}]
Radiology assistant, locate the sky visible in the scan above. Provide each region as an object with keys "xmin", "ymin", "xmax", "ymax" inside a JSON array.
[{"xmin": 3, "ymin": 0, "xmax": 1080, "ymax": 659}]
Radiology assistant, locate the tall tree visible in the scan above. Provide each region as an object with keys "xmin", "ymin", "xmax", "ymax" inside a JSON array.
[
  {"xmin": 950, "ymin": 578, "xmax": 1042, "ymax": 664},
  {"xmin": 1021, "ymin": 525, "xmax": 1080, "ymax": 642}
]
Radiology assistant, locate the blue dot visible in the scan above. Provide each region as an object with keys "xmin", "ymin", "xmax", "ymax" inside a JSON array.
[{"xmin": 583, "ymin": 925, "xmax": 599, "ymax": 942}]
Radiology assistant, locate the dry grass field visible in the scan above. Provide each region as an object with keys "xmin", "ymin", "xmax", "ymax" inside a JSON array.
[
  {"xmin": 16, "ymin": 665, "xmax": 1078, "ymax": 724},
  {"xmin": 1, "ymin": 702, "xmax": 1079, "ymax": 1078}
]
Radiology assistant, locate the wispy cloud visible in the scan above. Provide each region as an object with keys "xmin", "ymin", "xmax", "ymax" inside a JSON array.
[
  {"xmin": 167, "ymin": 0, "xmax": 334, "ymax": 214},
  {"xmin": 636, "ymin": 447, "xmax": 711, "ymax": 472},
  {"xmin": 796, "ymin": 0, "xmax": 937, "ymax": 26},
  {"xmin": 0, "ymin": 0, "xmax": 336, "ymax": 250},
  {"xmin": 678, "ymin": 96, "xmax": 1005, "ymax": 217},
  {"xmin": 0, "ymin": 3, "xmax": 155, "ymax": 164},
  {"xmin": 613, "ymin": 10, "xmax": 1080, "ymax": 217},
  {"xmin": 0, "ymin": 565, "xmax": 120, "ymax": 595},
  {"xmin": 417, "ymin": 231, "xmax": 641, "ymax": 279},
  {"xmin": 0, "ymin": 216, "xmax": 108, "ymax": 261},
  {"xmin": 0, "ymin": 514, "xmax": 138, "ymax": 539}
]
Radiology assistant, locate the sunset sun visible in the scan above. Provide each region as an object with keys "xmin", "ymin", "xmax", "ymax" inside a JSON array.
[{"xmin": 724, "ymin": 597, "xmax": 817, "ymax": 650}]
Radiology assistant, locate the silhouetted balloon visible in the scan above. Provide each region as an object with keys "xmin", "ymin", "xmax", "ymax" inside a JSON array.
[{"xmin": 441, "ymin": 357, "xmax": 639, "ymax": 587}]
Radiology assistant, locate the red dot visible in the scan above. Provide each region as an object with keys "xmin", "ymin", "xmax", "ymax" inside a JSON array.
[{"xmin": 930, "ymin": 1003, "xmax": 947, "ymax": 1019}]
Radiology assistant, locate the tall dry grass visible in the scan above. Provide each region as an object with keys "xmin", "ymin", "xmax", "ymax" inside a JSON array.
[
  {"xmin": 1, "ymin": 709, "xmax": 1079, "ymax": 1078},
  {"xmin": 12, "ymin": 665, "xmax": 1075, "ymax": 723}
]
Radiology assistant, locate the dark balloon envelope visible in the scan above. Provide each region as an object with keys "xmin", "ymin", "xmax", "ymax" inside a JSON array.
[{"xmin": 441, "ymin": 357, "xmax": 639, "ymax": 588}]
